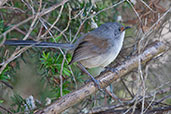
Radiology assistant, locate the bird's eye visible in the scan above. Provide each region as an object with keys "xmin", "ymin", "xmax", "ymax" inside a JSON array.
[{"xmin": 119, "ymin": 27, "xmax": 125, "ymax": 32}]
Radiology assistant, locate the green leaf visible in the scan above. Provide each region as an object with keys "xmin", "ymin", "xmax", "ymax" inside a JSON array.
[
  {"xmin": 63, "ymin": 68, "xmax": 71, "ymax": 76},
  {"xmin": 0, "ymin": 100, "xmax": 4, "ymax": 104},
  {"xmin": 53, "ymin": 34, "xmax": 62, "ymax": 42}
]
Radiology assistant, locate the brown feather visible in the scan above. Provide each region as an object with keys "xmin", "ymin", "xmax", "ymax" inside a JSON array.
[{"xmin": 69, "ymin": 34, "xmax": 109, "ymax": 65}]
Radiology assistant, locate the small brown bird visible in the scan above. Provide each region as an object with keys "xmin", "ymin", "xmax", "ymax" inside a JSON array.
[{"xmin": 4, "ymin": 22, "xmax": 130, "ymax": 87}]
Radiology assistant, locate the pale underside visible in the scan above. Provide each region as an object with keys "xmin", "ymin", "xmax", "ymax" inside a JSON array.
[{"xmin": 70, "ymin": 31, "xmax": 125, "ymax": 68}]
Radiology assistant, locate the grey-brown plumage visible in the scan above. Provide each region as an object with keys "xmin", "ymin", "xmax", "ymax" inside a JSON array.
[
  {"xmin": 69, "ymin": 22, "xmax": 129, "ymax": 68},
  {"xmin": 4, "ymin": 22, "xmax": 130, "ymax": 88},
  {"xmin": 4, "ymin": 22, "xmax": 130, "ymax": 69}
]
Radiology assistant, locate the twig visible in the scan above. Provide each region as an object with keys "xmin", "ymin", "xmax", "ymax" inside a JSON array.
[
  {"xmin": 41, "ymin": 5, "xmax": 64, "ymax": 37},
  {"xmin": 0, "ymin": 47, "xmax": 30, "ymax": 74},
  {"xmin": 120, "ymin": 78, "xmax": 134, "ymax": 98},
  {"xmin": 39, "ymin": 18, "xmax": 68, "ymax": 41},
  {"xmin": 14, "ymin": 27, "xmax": 34, "ymax": 39},
  {"xmin": 0, "ymin": 33, "xmax": 6, "ymax": 47},
  {"xmin": 154, "ymin": 95, "xmax": 171, "ymax": 105},
  {"xmin": 126, "ymin": 0, "xmax": 143, "ymax": 31},
  {"xmin": 88, "ymin": 87, "xmax": 171, "ymax": 114},
  {"xmin": 56, "ymin": 3, "xmax": 72, "ymax": 42},
  {"xmin": 147, "ymin": 105, "xmax": 171, "ymax": 113},
  {"xmin": 142, "ymin": 7, "xmax": 171, "ymax": 41},
  {"xmin": 0, "ymin": 105, "xmax": 12, "ymax": 114},
  {"xmin": 139, "ymin": 0, "xmax": 156, "ymax": 13},
  {"xmin": 88, "ymin": 105, "xmax": 171, "ymax": 114},
  {"xmin": 0, "ymin": 6, "xmax": 25, "ymax": 13},
  {"xmin": 0, "ymin": 80, "xmax": 13, "ymax": 89},
  {"xmin": 71, "ymin": 3, "xmax": 94, "ymax": 43},
  {"xmin": 88, "ymin": 0, "xmax": 125, "ymax": 20},
  {"xmin": 104, "ymin": 88, "xmax": 122, "ymax": 103},
  {"xmin": 60, "ymin": 57, "xmax": 65, "ymax": 97},
  {"xmin": 0, "ymin": 0, "xmax": 8, "ymax": 7},
  {"xmin": 23, "ymin": 0, "xmax": 42, "ymax": 40}
]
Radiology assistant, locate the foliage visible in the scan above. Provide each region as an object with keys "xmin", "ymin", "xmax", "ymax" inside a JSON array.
[
  {"xmin": 40, "ymin": 51, "xmax": 72, "ymax": 97},
  {"xmin": 10, "ymin": 94, "xmax": 35, "ymax": 114},
  {"xmin": 0, "ymin": 66, "xmax": 11, "ymax": 81},
  {"xmin": 0, "ymin": 100, "xmax": 4, "ymax": 104}
]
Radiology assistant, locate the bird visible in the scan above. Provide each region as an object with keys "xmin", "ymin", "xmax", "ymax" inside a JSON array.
[{"xmin": 4, "ymin": 22, "xmax": 130, "ymax": 88}]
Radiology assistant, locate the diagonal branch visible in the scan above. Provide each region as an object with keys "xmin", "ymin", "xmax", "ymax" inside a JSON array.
[{"xmin": 36, "ymin": 41, "xmax": 168, "ymax": 114}]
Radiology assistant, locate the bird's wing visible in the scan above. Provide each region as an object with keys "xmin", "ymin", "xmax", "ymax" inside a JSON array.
[{"xmin": 69, "ymin": 34, "xmax": 109, "ymax": 64}]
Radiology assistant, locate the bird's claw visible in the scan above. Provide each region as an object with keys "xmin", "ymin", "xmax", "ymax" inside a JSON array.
[
  {"xmin": 85, "ymin": 78, "xmax": 104, "ymax": 92},
  {"xmin": 104, "ymin": 67, "xmax": 119, "ymax": 74}
]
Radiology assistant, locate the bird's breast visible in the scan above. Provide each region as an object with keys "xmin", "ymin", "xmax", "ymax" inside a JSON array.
[
  {"xmin": 80, "ymin": 31, "xmax": 125, "ymax": 68},
  {"xmin": 99, "ymin": 31, "xmax": 125, "ymax": 67}
]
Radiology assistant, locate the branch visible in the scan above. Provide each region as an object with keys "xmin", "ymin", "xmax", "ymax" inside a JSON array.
[
  {"xmin": 88, "ymin": 87, "xmax": 171, "ymax": 114},
  {"xmin": 0, "ymin": 0, "xmax": 8, "ymax": 6},
  {"xmin": 35, "ymin": 41, "xmax": 168, "ymax": 114},
  {"xmin": 89, "ymin": 105, "xmax": 171, "ymax": 114}
]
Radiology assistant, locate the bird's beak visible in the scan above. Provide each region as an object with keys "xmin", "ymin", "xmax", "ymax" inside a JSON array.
[
  {"xmin": 120, "ymin": 26, "xmax": 131, "ymax": 32},
  {"xmin": 124, "ymin": 26, "xmax": 131, "ymax": 31}
]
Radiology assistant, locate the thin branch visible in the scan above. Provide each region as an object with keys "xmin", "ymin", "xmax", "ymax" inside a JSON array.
[
  {"xmin": 0, "ymin": 80, "xmax": 13, "ymax": 89},
  {"xmin": 60, "ymin": 57, "xmax": 65, "ymax": 97},
  {"xmin": 154, "ymin": 95, "xmax": 171, "ymax": 105},
  {"xmin": 126, "ymin": 0, "xmax": 143, "ymax": 31},
  {"xmin": 0, "ymin": 47, "xmax": 30, "ymax": 74},
  {"xmin": 88, "ymin": 87, "xmax": 171, "ymax": 114},
  {"xmin": 88, "ymin": 105, "xmax": 171, "ymax": 114},
  {"xmin": 0, "ymin": 6, "xmax": 25, "ymax": 13},
  {"xmin": 0, "ymin": 104, "xmax": 12, "ymax": 114},
  {"xmin": 139, "ymin": 0, "xmax": 156, "ymax": 13},
  {"xmin": 41, "ymin": 5, "xmax": 64, "ymax": 37},
  {"xmin": 23, "ymin": 0, "xmax": 42, "ymax": 40},
  {"xmin": 120, "ymin": 78, "xmax": 134, "ymax": 98}
]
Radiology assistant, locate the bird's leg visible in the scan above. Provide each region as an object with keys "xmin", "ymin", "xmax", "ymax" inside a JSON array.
[
  {"xmin": 78, "ymin": 63, "xmax": 103, "ymax": 91},
  {"xmin": 102, "ymin": 67, "xmax": 123, "ymax": 102}
]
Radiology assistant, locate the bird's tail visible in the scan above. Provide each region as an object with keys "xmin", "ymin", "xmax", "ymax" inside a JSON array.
[{"xmin": 4, "ymin": 40, "xmax": 74, "ymax": 50}]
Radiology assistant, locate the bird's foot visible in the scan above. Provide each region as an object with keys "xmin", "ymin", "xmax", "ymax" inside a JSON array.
[
  {"xmin": 103, "ymin": 67, "xmax": 119, "ymax": 74},
  {"xmin": 78, "ymin": 63, "xmax": 104, "ymax": 92},
  {"xmin": 92, "ymin": 78, "xmax": 104, "ymax": 91},
  {"xmin": 84, "ymin": 77, "xmax": 104, "ymax": 92},
  {"xmin": 85, "ymin": 77, "xmax": 104, "ymax": 92}
]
